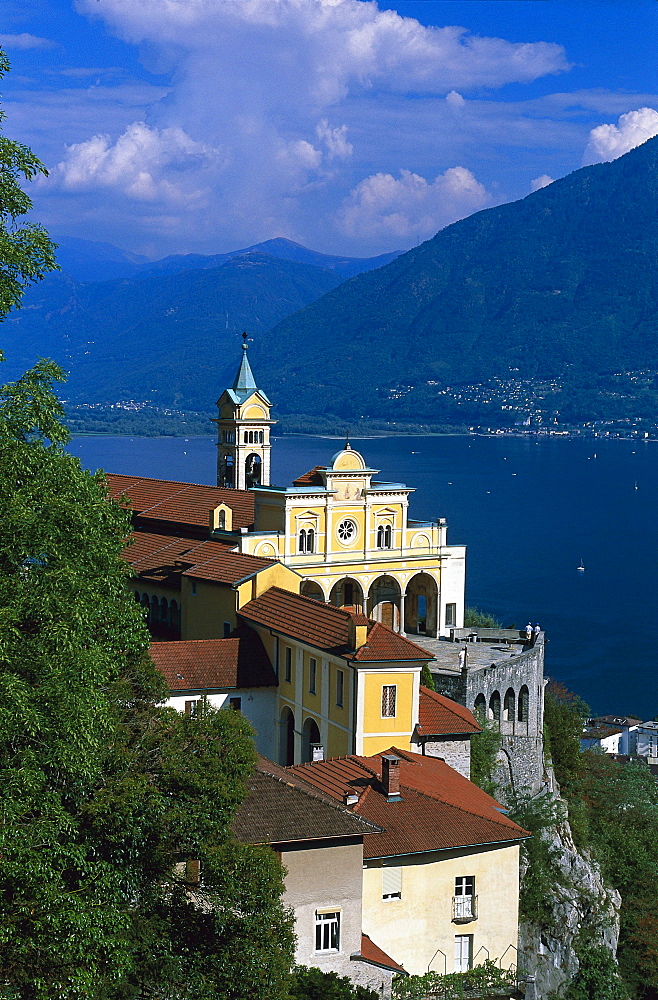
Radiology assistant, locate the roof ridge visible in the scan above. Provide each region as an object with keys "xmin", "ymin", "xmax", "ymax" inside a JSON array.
[
  {"xmin": 261, "ymin": 765, "xmax": 382, "ymax": 833},
  {"xmin": 397, "ymin": 779, "xmax": 527, "ymax": 835},
  {"xmin": 269, "ymin": 585, "xmax": 354, "ymax": 619}
]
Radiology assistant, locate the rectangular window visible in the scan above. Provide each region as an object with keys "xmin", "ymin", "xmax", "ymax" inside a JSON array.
[
  {"xmin": 336, "ymin": 669, "xmax": 344, "ymax": 708},
  {"xmin": 223, "ymin": 621, "xmax": 232, "ymax": 638},
  {"xmin": 454, "ymin": 876, "xmax": 476, "ymax": 920},
  {"xmin": 382, "ymin": 684, "xmax": 397, "ymax": 718},
  {"xmin": 382, "ymin": 866, "xmax": 402, "ymax": 900},
  {"xmin": 344, "ymin": 581, "xmax": 354, "ymax": 606},
  {"xmin": 190, "ymin": 579, "xmax": 197, "ymax": 596},
  {"xmin": 445, "ymin": 603, "xmax": 457, "ymax": 627},
  {"xmin": 309, "ymin": 657, "xmax": 317, "ymax": 695},
  {"xmin": 315, "ymin": 911, "xmax": 340, "ymax": 953},
  {"xmin": 229, "ymin": 697, "xmax": 242, "ymax": 712},
  {"xmin": 185, "ymin": 699, "xmax": 201, "ymax": 718},
  {"xmin": 454, "ymin": 935, "xmax": 473, "ymax": 973},
  {"xmin": 285, "ymin": 647, "xmax": 292, "ymax": 683}
]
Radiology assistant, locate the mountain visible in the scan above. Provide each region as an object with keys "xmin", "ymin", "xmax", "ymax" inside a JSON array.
[
  {"xmin": 259, "ymin": 137, "xmax": 658, "ymax": 421},
  {"xmin": 0, "ymin": 252, "xmax": 348, "ymax": 408},
  {"xmin": 133, "ymin": 237, "xmax": 400, "ymax": 280},
  {"xmin": 52, "ymin": 236, "xmax": 149, "ymax": 282}
]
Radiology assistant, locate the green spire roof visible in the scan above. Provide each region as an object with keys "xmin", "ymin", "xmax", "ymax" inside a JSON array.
[{"xmin": 233, "ymin": 340, "xmax": 258, "ymax": 394}]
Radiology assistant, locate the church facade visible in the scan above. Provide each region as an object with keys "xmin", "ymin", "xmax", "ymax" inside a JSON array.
[{"xmin": 209, "ymin": 341, "xmax": 466, "ymax": 639}]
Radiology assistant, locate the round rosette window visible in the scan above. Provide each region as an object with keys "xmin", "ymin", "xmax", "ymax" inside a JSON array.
[{"xmin": 336, "ymin": 518, "xmax": 358, "ymax": 544}]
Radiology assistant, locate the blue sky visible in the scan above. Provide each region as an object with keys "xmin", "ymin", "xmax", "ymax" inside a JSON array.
[{"xmin": 2, "ymin": 0, "xmax": 657, "ymax": 259}]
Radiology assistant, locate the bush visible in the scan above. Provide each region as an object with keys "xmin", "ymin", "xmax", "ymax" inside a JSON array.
[
  {"xmin": 470, "ymin": 710, "xmax": 502, "ymax": 797},
  {"xmin": 564, "ymin": 944, "xmax": 629, "ymax": 1000},
  {"xmin": 290, "ymin": 966, "xmax": 378, "ymax": 1000},
  {"xmin": 507, "ymin": 790, "xmax": 569, "ymax": 925},
  {"xmin": 393, "ymin": 960, "xmax": 517, "ymax": 1000},
  {"xmin": 463, "ymin": 608, "xmax": 502, "ymax": 629}
]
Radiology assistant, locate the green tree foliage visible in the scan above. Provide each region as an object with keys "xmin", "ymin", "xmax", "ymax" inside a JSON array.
[
  {"xmin": 577, "ymin": 753, "xmax": 658, "ymax": 1000},
  {"xmin": 506, "ymin": 791, "xmax": 568, "ymax": 925},
  {"xmin": 393, "ymin": 960, "xmax": 518, "ymax": 1000},
  {"xmin": 420, "ymin": 663, "xmax": 435, "ymax": 691},
  {"xmin": 0, "ymin": 50, "xmax": 57, "ymax": 321},
  {"xmin": 469, "ymin": 710, "xmax": 501, "ymax": 797},
  {"xmin": 463, "ymin": 607, "xmax": 501, "ymax": 629},
  {"xmin": 543, "ymin": 681, "xmax": 589, "ymax": 793},
  {"xmin": 564, "ymin": 944, "xmax": 629, "ymax": 1000},
  {"xmin": 0, "ymin": 361, "xmax": 295, "ymax": 999},
  {"xmin": 290, "ymin": 966, "xmax": 378, "ymax": 1000}
]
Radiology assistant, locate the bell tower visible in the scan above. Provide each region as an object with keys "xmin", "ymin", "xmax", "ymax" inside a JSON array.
[{"xmin": 214, "ymin": 334, "xmax": 275, "ymax": 490}]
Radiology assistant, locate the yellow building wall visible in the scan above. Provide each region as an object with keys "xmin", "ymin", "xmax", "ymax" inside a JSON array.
[
  {"xmin": 362, "ymin": 843, "xmax": 520, "ymax": 976},
  {"xmin": 181, "ymin": 579, "xmax": 236, "ymax": 640},
  {"xmin": 361, "ymin": 671, "xmax": 416, "ymax": 755}
]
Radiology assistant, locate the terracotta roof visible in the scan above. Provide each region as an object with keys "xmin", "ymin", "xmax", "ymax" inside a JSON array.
[
  {"xmin": 292, "ymin": 466, "xmax": 326, "ymax": 487},
  {"xmin": 149, "ymin": 629, "xmax": 276, "ymax": 690},
  {"xmin": 353, "ymin": 621, "xmax": 431, "ymax": 663},
  {"xmin": 239, "ymin": 587, "xmax": 355, "ymax": 653},
  {"xmin": 417, "ymin": 687, "xmax": 481, "ymax": 736},
  {"xmin": 105, "ymin": 473, "xmax": 255, "ymax": 531},
  {"xmin": 232, "ymin": 757, "xmax": 381, "ymax": 846},
  {"xmin": 239, "ymin": 588, "xmax": 432, "ymax": 662},
  {"xmin": 121, "ymin": 531, "xmax": 276, "ymax": 586},
  {"xmin": 355, "ymin": 934, "xmax": 406, "ymax": 974},
  {"xmin": 288, "ymin": 749, "xmax": 529, "ymax": 859}
]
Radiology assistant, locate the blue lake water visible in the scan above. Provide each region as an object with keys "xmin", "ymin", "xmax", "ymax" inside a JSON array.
[{"xmin": 68, "ymin": 432, "xmax": 658, "ymax": 719}]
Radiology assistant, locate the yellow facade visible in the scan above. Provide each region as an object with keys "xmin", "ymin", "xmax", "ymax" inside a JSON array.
[{"xmin": 362, "ymin": 844, "xmax": 520, "ymax": 976}]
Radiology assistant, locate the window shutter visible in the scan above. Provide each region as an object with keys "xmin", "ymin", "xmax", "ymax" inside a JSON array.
[{"xmin": 382, "ymin": 866, "xmax": 402, "ymax": 898}]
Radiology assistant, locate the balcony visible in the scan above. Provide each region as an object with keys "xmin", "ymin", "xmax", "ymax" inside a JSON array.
[{"xmin": 452, "ymin": 894, "xmax": 478, "ymax": 923}]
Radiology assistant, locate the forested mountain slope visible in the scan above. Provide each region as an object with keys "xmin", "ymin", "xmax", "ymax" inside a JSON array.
[{"xmin": 261, "ymin": 137, "xmax": 658, "ymax": 420}]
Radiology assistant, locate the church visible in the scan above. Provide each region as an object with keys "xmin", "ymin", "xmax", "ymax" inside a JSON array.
[{"xmin": 108, "ymin": 339, "xmax": 470, "ymax": 765}]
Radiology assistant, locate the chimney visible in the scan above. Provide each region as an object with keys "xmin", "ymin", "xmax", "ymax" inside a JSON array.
[
  {"xmin": 348, "ymin": 614, "xmax": 369, "ymax": 651},
  {"xmin": 344, "ymin": 790, "xmax": 359, "ymax": 806},
  {"xmin": 381, "ymin": 754, "xmax": 402, "ymax": 801}
]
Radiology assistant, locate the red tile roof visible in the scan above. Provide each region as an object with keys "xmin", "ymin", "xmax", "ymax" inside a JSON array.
[
  {"xmin": 149, "ymin": 629, "xmax": 276, "ymax": 690},
  {"xmin": 105, "ymin": 473, "xmax": 255, "ymax": 531},
  {"xmin": 353, "ymin": 620, "xmax": 430, "ymax": 663},
  {"xmin": 356, "ymin": 934, "xmax": 406, "ymax": 974},
  {"xmin": 292, "ymin": 466, "xmax": 326, "ymax": 487},
  {"xmin": 232, "ymin": 757, "xmax": 381, "ymax": 846},
  {"xmin": 417, "ymin": 686, "xmax": 481, "ymax": 736},
  {"xmin": 239, "ymin": 588, "xmax": 432, "ymax": 662},
  {"xmin": 288, "ymin": 749, "xmax": 529, "ymax": 859},
  {"xmin": 121, "ymin": 531, "xmax": 276, "ymax": 586}
]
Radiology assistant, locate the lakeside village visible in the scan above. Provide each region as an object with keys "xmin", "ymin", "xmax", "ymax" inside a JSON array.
[
  {"xmin": 66, "ymin": 367, "xmax": 658, "ymax": 440},
  {"xmin": 113, "ymin": 341, "xmax": 658, "ymax": 1000}
]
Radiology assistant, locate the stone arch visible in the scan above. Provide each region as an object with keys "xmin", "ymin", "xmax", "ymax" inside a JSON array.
[
  {"xmin": 279, "ymin": 706, "xmax": 295, "ymax": 766},
  {"xmin": 134, "ymin": 590, "xmax": 142, "ymax": 602},
  {"xmin": 301, "ymin": 580, "xmax": 326, "ymax": 602},
  {"xmin": 489, "ymin": 690, "xmax": 501, "ymax": 724},
  {"xmin": 149, "ymin": 595, "xmax": 159, "ymax": 626},
  {"xmin": 330, "ymin": 577, "xmax": 364, "ymax": 612},
  {"xmin": 503, "ymin": 687, "xmax": 516, "ymax": 722},
  {"xmin": 404, "ymin": 572, "xmax": 438, "ymax": 636},
  {"xmin": 518, "ymin": 685, "xmax": 529, "ymax": 723},
  {"xmin": 368, "ymin": 575, "xmax": 402, "ymax": 631},
  {"xmin": 474, "ymin": 693, "xmax": 486, "ymax": 720},
  {"xmin": 302, "ymin": 717, "xmax": 321, "ymax": 763},
  {"xmin": 245, "ymin": 453, "xmax": 262, "ymax": 489},
  {"xmin": 160, "ymin": 596, "xmax": 169, "ymax": 623},
  {"xmin": 170, "ymin": 599, "xmax": 180, "ymax": 636}
]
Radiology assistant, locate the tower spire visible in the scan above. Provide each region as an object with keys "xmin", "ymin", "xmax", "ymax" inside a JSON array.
[{"xmin": 232, "ymin": 332, "xmax": 258, "ymax": 394}]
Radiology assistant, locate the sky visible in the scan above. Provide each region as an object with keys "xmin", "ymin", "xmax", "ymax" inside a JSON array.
[{"xmin": 1, "ymin": 0, "xmax": 657, "ymax": 260}]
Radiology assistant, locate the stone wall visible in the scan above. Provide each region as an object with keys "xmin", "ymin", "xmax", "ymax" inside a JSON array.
[{"xmin": 419, "ymin": 735, "xmax": 471, "ymax": 779}]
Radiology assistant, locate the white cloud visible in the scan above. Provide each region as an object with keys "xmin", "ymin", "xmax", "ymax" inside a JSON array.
[
  {"xmin": 531, "ymin": 174, "xmax": 554, "ymax": 192},
  {"xmin": 316, "ymin": 119, "xmax": 353, "ymax": 160},
  {"xmin": 446, "ymin": 90, "xmax": 466, "ymax": 109},
  {"xmin": 336, "ymin": 165, "xmax": 490, "ymax": 247},
  {"xmin": 48, "ymin": 122, "xmax": 225, "ymax": 204},
  {"xmin": 0, "ymin": 32, "xmax": 55, "ymax": 50},
  {"xmin": 583, "ymin": 107, "xmax": 658, "ymax": 164}
]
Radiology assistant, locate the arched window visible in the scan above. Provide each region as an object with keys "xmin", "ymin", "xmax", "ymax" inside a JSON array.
[
  {"xmin": 489, "ymin": 690, "xmax": 501, "ymax": 723},
  {"xmin": 299, "ymin": 529, "xmax": 307, "ymax": 554},
  {"xmin": 170, "ymin": 599, "xmax": 180, "ymax": 633},
  {"xmin": 306, "ymin": 528, "xmax": 314, "ymax": 554},
  {"xmin": 245, "ymin": 453, "xmax": 262, "ymax": 489},
  {"xmin": 141, "ymin": 594, "xmax": 149, "ymax": 616},
  {"xmin": 279, "ymin": 707, "xmax": 295, "ymax": 766},
  {"xmin": 259, "ymin": 430, "xmax": 264, "ymax": 443},
  {"xmin": 474, "ymin": 693, "xmax": 486, "ymax": 720},
  {"xmin": 160, "ymin": 597, "xmax": 169, "ymax": 622},
  {"xmin": 134, "ymin": 591, "xmax": 142, "ymax": 602},
  {"xmin": 504, "ymin": 688, "xmax": 515, "ymax": 722},
  {"xmin": 150, "ymin": 595, "xmax": 159, "ymax": 625},
  {"xmin": 243, "ymin": 431, "xmax": 248, "ymax": 444},
  {"xmin": 377, "ymin": 524, "xmax": 392, "ymax": 549},
  {"xmin": 518, "ymin": 685, "xmax": 529, "ymax": 723},
  {"xmin": 218, "ymin": 510, "xmax": 226, "ymax": 530}
]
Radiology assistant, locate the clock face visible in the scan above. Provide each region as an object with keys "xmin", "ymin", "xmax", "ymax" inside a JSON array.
[{"xmin": 336, "ymin": 518, "xmax": 357, "ymax": 543}]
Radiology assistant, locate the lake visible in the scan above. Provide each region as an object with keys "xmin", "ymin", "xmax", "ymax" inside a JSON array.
[{"xmin": 68, "ymin": 432, "xmax": 658, "ymax": 718}]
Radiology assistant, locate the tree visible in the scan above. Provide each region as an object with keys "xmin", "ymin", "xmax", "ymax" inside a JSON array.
[
  {"xmin": 543, "ymin": 681, "xmax": 589, "ymax": 792},
  {"xmin": 290, "ymin": 966, "xmax": 378, "ymax": 1000},
  {"xmin": 0, "ymin": 368, "xmax": 294, "ymax": 997},
  {"xmin": 0, "ymin": 49, "xmax": 57, "ymax": 321}
]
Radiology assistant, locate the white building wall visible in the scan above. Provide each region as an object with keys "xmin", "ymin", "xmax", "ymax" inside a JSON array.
[{"xmin": 166, "ymin": 688, "xmax": 278, "ymax": 759}]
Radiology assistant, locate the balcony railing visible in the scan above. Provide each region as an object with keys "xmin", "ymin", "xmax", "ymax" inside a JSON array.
[{"xmin": 452, "ymin": 895, "xmax": 478, "ymax": 922}]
